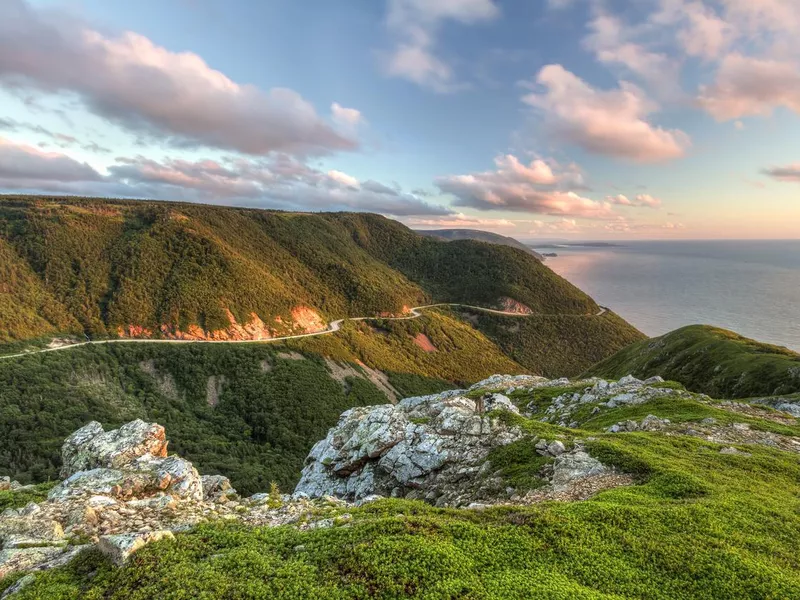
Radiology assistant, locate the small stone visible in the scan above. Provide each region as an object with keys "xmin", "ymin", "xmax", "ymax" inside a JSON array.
[{"xmin": 547, "ymin": 441, "xmax": 566, "ymax": 456}]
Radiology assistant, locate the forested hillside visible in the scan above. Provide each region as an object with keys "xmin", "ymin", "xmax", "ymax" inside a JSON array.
[
  {"xmin": 0, "ymin": 196, "xmax": 607, "ymax": 345},
  {"xmin": 0, "ymin": 310, "xmax": 522, "ymax": 495},
  {"xmin": 586, "ymin": 325, "xmax": 800, "ymax": 398}
]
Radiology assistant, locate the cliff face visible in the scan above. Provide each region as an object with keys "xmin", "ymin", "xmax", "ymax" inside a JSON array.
[{"xmin": 117, "ymin": 307, "xmax": 327, "ymax": 342}]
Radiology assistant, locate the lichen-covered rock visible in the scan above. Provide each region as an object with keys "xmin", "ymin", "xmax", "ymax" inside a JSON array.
[
  {"xmin": 551, "ymin": 451, "xmax": 606, "ymax": 490},
  {"xmin": 60, "ymin": 420, "xmax": 168, "ymax": 479},
  {"xmin": 295, "ymin": 384, "xmax": 529, "ymax": 506},
  {"xmin": 98, "ymin": 530, "xmax": 175, "ymax": 565},
  {"xmin": 0, "ymin": 547, "xmax": 64, "ymax": 579},
  {"xmin": 201, "ymin": 475, "xmax": 237, "ymax": 502}
]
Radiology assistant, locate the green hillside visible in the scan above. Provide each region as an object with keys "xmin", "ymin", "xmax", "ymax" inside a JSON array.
[
  {"xmin": 585, "ymin": 325, "xmax": 800, "ymax": 398},
  {"xmin": 0, "ymin": 310, "xmax": 522, "ymax": 495},
  {"xmin": 466, "ymin": 309, "xmax": 644, "ymax": 377},
  {"xmin": 0, "ymin": 196, "xmax": 606, "ymax": 346}
]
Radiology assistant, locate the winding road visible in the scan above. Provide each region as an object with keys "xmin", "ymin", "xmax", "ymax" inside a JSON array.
[{"xmin": 0, "ymin": 304, "xmax": 608, "ymax": 361}]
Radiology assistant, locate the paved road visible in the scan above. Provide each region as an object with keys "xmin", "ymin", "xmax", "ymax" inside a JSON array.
[{"xmin": 0, "ymin": 304, "xmax": 608, "ymax": 360}]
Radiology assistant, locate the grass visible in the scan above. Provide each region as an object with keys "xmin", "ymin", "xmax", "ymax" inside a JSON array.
[
  {"xmin": 8, "ymin": 429, "xmax": 800, "ymax": 598},
  {"xmin": 585, "ymin": 325, "xmax": 800, "ymax": 398},
  {"xmin": 4, "ymin": 382, "xmax": 800, "ymax": 598}
]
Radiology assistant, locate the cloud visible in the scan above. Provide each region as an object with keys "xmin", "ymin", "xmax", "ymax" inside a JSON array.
[
  {"xmin": 327, "ymin": 169, "xmax": 360, "ymax": 189},
  {"xmin": 606, "ymin": 193, "xmax": 662, "ymax": 208},
  {"xmin": 383, "ymin": 0, "xmax": 499, "ymax": 92},
  {"xmin": 0, "ymin": 137, "xmax": 101, "ymax": 184},
  {"xmin": 530, "ymin": 218, "xmax": 580, "ymax": 233},
  {"xmin": 698, "ymin": 54, "xmax": 800, "ymax": 120},
  {"xmin": 583, "ymin": 12, "xmax": 682, "ymax": 98},
  {"xmin": 331, "ymin": 103, "xmax": 364, "ymax": 127},
  {"xmin": 0, "ymin": 0, "xmax": 358, "ymax": 156},
  {"xmin": 436, "ymin": 154, "xmax": 614, "ymax": 217},
  {"xmin": 405, "ymin": 212, "xmax": 518, "ymax": 230},
  {"xmin": 764, "ymin": 163, "xmax": 800, "ymax": 182},
  {"xmin": 522, "ymin": 65, "xmax": 690, "ymax": 162},
  {"xmin": 105, "ymin": 154, "xmax": 452, "ymax": 216}
]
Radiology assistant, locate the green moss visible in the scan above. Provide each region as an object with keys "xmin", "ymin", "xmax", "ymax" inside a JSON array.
[{"xmin": 487, "ymin": 437, "xmax": 554, "ymax": 491}]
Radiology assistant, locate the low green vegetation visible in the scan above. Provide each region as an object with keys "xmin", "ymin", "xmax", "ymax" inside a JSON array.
[
  {"xmin": 9, "ymin": 396, "xmax": 800, "ymax": 599},
  {"xmin": 469, "ymin": 310, "xmax": 645, "ymax": 377},
  {"xmin": 585, "ymin": 324, "xmax": 800, "ymax": 398},
  {"xmin": 0, "ymin": 482, "xmax": 54, "ymax": 511}
]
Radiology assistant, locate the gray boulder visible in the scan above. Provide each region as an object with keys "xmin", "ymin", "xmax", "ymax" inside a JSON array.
[
  {"xmin": 60, "ymin": 420, "xmax": 169, "ymax": 479},
  {"xmin": 295, "ymin": 386, "xmax": 527, "ymax": 506},
  {"xmin": 552, "ymin": 451, "xmax": 606, "ymax": 490}
]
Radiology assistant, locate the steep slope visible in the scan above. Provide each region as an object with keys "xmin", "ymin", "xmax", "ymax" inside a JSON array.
[
  {"xmin": 333, "ymin": 212, "xmax": 600, "ymax": 315},
  {"xmin": 417, "ymin": 228, "xmax": 543, "ymax": 259},
  {"xmin": 0, "ymin": 310, "xmax": 522, "ymax": 495},
  {"xmin": 466, "ymin": 309, "xmax": 644, "ymax": 376},
  {"xmin": 585, "ymin": 325, "xmax": 800, "ymax": 398},
  {"xmin": 1, "ymin": 196, "xmax": 618, "ymax": 346}
]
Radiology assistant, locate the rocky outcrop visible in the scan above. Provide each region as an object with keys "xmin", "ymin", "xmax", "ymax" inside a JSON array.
[
  {"xmin": 60, "ymin": 420, "xmax": 169, "ymax": 478},
  {"xmin": 295, "ymin": 376, "xmax": 622, "ymax": 507},
  {"xmin": 53, "ymin": 421, "xmax": 202, "ymax": 502},
  {"xmin": 0, "ymin": 421, "xmax": 359, "ymax": 589}
]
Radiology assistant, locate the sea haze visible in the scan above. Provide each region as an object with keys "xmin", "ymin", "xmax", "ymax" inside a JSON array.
[{"xmin": 531, "ymin": 240, "xmax": 800, "ymax": 352}]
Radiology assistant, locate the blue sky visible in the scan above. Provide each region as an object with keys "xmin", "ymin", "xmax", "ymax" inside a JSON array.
[{"xmin": 0, "ymin": 0, "xmax": 798, "ymax": 239}]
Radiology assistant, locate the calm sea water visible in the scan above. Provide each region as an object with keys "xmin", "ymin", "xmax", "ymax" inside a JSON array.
[{"xmin": 531, "ymin": 240, "xmax": 800, "ymax": 352}]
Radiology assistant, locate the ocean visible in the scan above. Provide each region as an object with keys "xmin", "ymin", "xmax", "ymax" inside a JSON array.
[{"xmin": 531, "ymin": 240, "xmax": 800, "ymax": 352}]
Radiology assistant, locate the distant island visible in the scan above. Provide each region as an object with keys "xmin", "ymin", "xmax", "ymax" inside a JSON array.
[{"xmin": 532, "ymin": 242, "xmax": 624, "ymax": 249}]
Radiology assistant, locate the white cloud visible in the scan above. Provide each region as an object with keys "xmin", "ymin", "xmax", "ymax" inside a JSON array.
[
  {"xmin": 583, "ymin": 12, "xmax": 681, "ymax": 98},
  {"xmin": 522, "ymin": 65, "xmax": 690, "ymax": 162},
  {"xmin": 699, "ymin": 54, "xmax": 800, "ymax": 119},
  {"xmin": 436, "ymin": 153, "xmax": 615, "ymax": 217},
  {"xmin": 331, "ymin": 103, "xmax": 364, "ymax": 127},
  {"xmin": 327, "ymin": 169, "xmax": 360, "ymax": 189},
  {"xmin": 406, "ymin": 212, "xmax": 518, "ymax": 229},
  {"xmin": 0, "ymin": 0, "xmax": 359, "ymax": 156},
  {"xmin": 607, "ymin": 193, "xmax": 662, "ymax": 208},
  {"xmin": 383, "ymin": 0, "xmax": 499, "ymax": 92}
]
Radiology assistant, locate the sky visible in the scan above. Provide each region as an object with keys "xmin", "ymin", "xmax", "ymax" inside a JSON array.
[{"xmin": 0, "ymin": 0, "xmax": 798, "ymax": 240}]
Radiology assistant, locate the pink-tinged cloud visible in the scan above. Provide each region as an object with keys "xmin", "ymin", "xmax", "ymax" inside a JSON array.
[
  {"xmin": 523, "ymin": 65, "xmax": 690, "ymax": 162},
  {"xmin": 764, "ymin": 163, "xmax": 800, "ymax": 182},
  {"xmin": 0, "ymin": 137, "xmax": 101, "ymax": 183},
  {"xmin": 436, "ymin": 154, "xmax": 614, "ymax": 217},
  {"xmin": 0, "ymin": 0, "xmax": 358, "ymax": 156},
  {"xmin": 106, "ymin": 155, "xmax": 452, "ymax": 216},
  {"xmin": 606, "ymin": 193, "xmax": 662, "ymax": 208},
  {"xmin": 699, "ymin": 54, "xmax": 800, "ymax": 119},
  {"xmin": 405, "ymin": 213, "xmax": 518, "ymax": 230}
]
